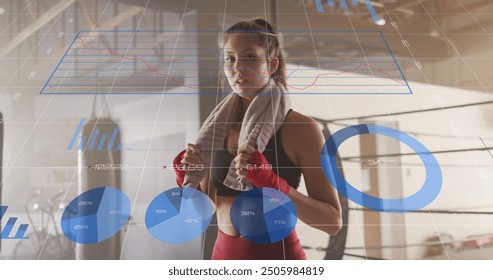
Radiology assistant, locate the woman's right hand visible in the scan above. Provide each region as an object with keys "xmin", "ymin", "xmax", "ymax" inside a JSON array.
[
  {"xmin": 181, "ymin": 143, "xmax": 204, "ymax": 170},
  {"xmin": 173, "ymin": 143, "xmax": 204, "ymax": 187}
]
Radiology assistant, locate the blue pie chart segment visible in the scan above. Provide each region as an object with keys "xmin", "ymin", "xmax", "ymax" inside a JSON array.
[
  {"xmin": 62, "ymin": 215, "xmax": 98, "ymax": 244},
  {"xmin": 145, "ymin": 187, "xmax": 215, "ymax": 244},
  {"xmin": 61, "ymin": 187, "xmax": 131, "ymax": 244},
  {"xmin": 145, "ymin": 190, "xmax": 180, "ymax": 229},
  {"xmin": 231, "ymin": 187, "xmax": 297, "ymax": 244}
]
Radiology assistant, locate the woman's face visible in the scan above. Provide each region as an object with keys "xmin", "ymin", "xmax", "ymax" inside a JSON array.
[{"xmin": 223, "ymin": 33, "xmax": 277, "ymax": 95}]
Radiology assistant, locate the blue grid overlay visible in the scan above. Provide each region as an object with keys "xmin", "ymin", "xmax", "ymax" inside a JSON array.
[{"xmin": 40, "ymin": 30, "xmax": 412, "ymax": 95}]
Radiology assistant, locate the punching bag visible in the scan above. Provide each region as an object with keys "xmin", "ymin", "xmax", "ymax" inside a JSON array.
[{"xmin": 76, "ymin": 99, "xmax": 122, "ymax": 260}]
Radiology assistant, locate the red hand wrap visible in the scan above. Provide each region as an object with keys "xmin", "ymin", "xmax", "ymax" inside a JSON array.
[
  {"xmin": 245, "ymin": 151, "xmax": 291, "ymax": 195},
  {"xmin": 173, "ymin": 150, "xmax": 187, "ymax": 187}
]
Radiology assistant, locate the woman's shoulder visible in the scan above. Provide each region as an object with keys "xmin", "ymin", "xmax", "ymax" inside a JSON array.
[
  {"xmin": 282, "ymin": 110, "xmax": 323, "ymax": 146},
  {"xmin": 280, "ymin": 110, "xmax": 323, "ymax": 165},
  {"xmin": 284, "ymin": 110, "xmax": 320, "ymax": 130}
]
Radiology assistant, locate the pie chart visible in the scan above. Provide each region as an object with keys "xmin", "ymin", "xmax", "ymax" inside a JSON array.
[
  {"xmin": 61, "ymin": 187, "xmax": 131, "ymax": 244},
  {"xmin": 145, "ymin": 187, "xmax": 215, "ymax": 244},
  {"xmin": 230, "ymin": 187, "xmax": 297, "ymax": 244}
]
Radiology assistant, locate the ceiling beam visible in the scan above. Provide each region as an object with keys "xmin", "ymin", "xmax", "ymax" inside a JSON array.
[
  {"xmin": 358, "ymin": 0, "xmax": 420, "ymax": 21},
  {"xmin": 0, "ymin": 0, "xmax": 76, "ymax": 58},
  {"xmin": 78, "ymin": 0, "xmax": 96, "ymax": 29},
  {"xmin": 453, "ymin": 16, "xmax": 493, "ymax": 35},
  {"xmin": 450, "ymin": 0, "xmax": 493, "ymax": 13},
  {"xmin": 24, "ymin": 0, "xmax": 38, "ymax": 21},
  {"xmin": 37, "ymin": 5, "xmax": 144, "ymax": 70},
  {"xmin": 359, "ymin": 0, "xmax": 414, "ymax": 14},
  {"xmin": 91, "ymin": 5, "xmax": 143, "ymax": 30},
  {"xmin": 384, "ymin": 0, "xmax": 423, "ymax": 13},
  {"xmin": 115, "ymin": 0, "xmax": 186, "ymax": 14},
  {"xmin": 409, "ymin": 0, "xmax": 493, "ymax": 31}
]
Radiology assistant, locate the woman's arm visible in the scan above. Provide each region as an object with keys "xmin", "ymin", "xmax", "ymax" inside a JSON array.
[
  {"xmin": 286, "ymin": 114, "xmax": 342, "ymax": 236},
  {"xmin": 233, "ymin": 113, "xmax": 342, "ymax": 235},
  {"xmin": 200, "ymin": 172, "xmax": 216, "ymax": 204},
  {"xmin": 179, "ymin": 143, "xmax": 216, "ymax": 203}
]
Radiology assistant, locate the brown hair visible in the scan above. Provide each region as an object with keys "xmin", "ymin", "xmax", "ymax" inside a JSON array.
[{"xmin": 219, "ymin": 18, "xmax": 287, "ymax": 89}]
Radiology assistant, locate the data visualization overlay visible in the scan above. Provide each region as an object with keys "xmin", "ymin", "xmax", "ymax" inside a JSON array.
[{"xmin": 41, "ymin": 30, "xmax": 411, "ymax": 95}]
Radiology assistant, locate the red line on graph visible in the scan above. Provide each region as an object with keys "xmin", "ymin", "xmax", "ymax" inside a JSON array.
[
  {"xmin": 75, "ymin": 37, "xmax": 406, "ymax": 91},
  {"xmin": 287, "ymin": 63, "xmax": 407, "ymax": 91},
  {"xmin": 77, "ymin": 38, "xmax": 196, "ymax": 90}
]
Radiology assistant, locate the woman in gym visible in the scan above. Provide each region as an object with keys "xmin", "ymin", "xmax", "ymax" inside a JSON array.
[{"xmin": 173, "ymin": 18, "xmax": 342, "ymax": 260}]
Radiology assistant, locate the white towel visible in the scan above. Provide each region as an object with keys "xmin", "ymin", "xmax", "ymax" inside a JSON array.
[{"xmin": 183, "ymin": 79, "xmax": 290, "ymax": 191}]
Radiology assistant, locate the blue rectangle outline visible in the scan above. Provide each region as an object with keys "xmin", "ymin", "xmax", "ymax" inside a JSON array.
[
  {"xmin": 41, "ymin": 30, "xmax": 412, "ymax": 95},
  {"xmin": 378, "ymin": 30, "xmax": 413, "ymax": 94},
  {"xmin": 40, "ymin": 30, "xmax": 82, "ymax": 94}
]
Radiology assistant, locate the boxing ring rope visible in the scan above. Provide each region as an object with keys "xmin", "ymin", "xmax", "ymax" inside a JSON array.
[
  {"xmin": 311, "ymin": 100, "xmax": 493, "ymax": 260},
  {"xmin": 312, "ymin": 100, "xmax": 493, "ymax": 123}
]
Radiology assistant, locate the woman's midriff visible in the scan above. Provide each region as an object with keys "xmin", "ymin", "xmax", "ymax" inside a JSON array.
[
  {"xmin": 217, "ymin": 125, "xmax": 243, "ymax": 237},
  {"xmin": 212, "ymin": 194, "xmax": 307, "ymax": 260},
  {"xmin": 216, "ymin": 195, "xmax": 240, "ymax": 236}
]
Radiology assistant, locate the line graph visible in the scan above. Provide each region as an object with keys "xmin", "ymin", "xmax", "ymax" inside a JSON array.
[{"xmin": 40, "ymin": 30, "xmax": 412, "ymax": 94}]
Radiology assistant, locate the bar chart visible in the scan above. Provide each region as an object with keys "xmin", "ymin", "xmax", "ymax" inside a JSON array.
[
  {"xmin": 67, "ymin": 118, "xmax": 127, "ymax": 151},
  {"xmin": 0, "ymin": 206, "xmax": 29, "ymax": 240}
]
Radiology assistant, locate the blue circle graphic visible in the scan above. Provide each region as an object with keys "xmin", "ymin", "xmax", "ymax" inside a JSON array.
[
  {"xmin": 230, "ymin": 187, "xmax": 297, "ymax": 244},
  {"xmin": 145, "ymin": 187, "xmax": 215, "ymax": 244},
  {"xmin": 61, "ymin": 187, "xmax": 131, "ymax": 244},
  {"xmin": 321, "ymin": 124, "xmax": 442, "ymax": 212}
]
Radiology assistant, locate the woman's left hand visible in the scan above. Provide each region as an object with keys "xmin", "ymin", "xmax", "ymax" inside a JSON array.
[
  {"xmin": 233, "ymin": 143, "xmax": 291, "ymax": 194},
  {"xmin": 233, "ymin": 144, "xmax": 256, "ymax": 178}
]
